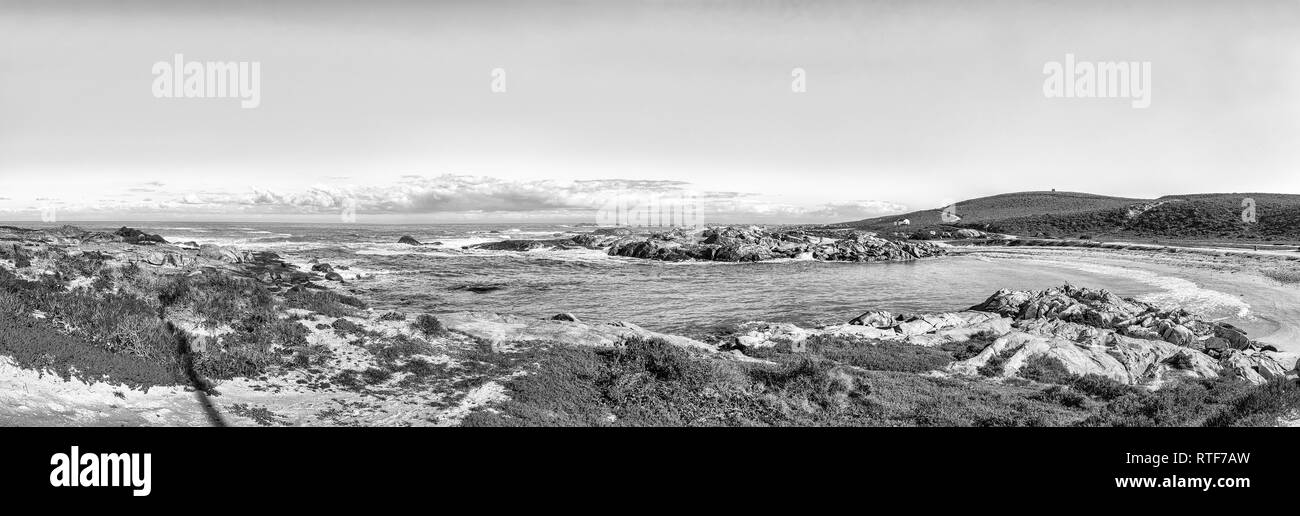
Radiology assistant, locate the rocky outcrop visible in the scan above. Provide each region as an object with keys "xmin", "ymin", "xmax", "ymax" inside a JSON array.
[
  {"xmin": 971, "ymin": 284, "xmax": 1244, "ymax": 349},
  {"xmin": 115, "ymin": 227, "xmax": 167, "ymax": 245},
  {"xmin": 729, "ymin": 311, "xmax": 1013, "ymax": 350},
  {"xmin": 398, "ymin": 236, "xmax": 422, "ymax": 246},
  {"xmin": 957, "ymin": 284, "xmax": 1295, "ymax": 386},
  {"xmin": 470, "ymin": 234, "xmax": 625, "ymax": 252},
  {"xmin": 723, "ymin": 284, "xmax": 1293, "ymax": 388},
  {"xmin": 198, "ymin": 244, "xmax": 246, "ymax": 263},
  {"xmin": 608, "ymin": 226, "xmax": 945, "ymax": 263}
]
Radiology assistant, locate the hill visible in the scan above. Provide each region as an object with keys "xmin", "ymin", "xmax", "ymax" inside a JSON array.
[{"xmin": 840, "ymin": 191, "xmax": 1300, "ymax": 242}]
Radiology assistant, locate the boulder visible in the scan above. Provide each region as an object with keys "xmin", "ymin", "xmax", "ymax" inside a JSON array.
[
  {"xmin": 971, "ymin": 284, "xmax": 1240, "ymax": 350},
  {"xmin": 325, "ymin": 272, "xmax": 345, "ymax": 283},
  {"xmin": 1213, "ymin": 324, "xmax": 1251, "ymax": 350},
  {"xmin": 114, "ymin": 227, "xmax": 167, "ymax": 245},
  {"xmin": 473, "ymin": 240, "xmax": 552, "ymax": 252},
  {"xmin": 551, "ymin": 313, "xmax": 581, "ymax": 323},
  {"xmin": 311, "ymin": 263, "xmax": 335, "ymax": 274},
  {"xmin": 731, "ymin": 322, "xmax": 814, "ymax": 349},
  {"xmin": 849, "ymin": 310, "xmax": 895, "ymax": 328},
  {"xmin": 946, "ymin": 329, "xmax": 1222, "ymax": 386},
  {"xmin": 198, "ymin": 244, "xmax": 242, "ymax": 263},
  {"xmin": 398, "ymin": 236, "xmax": 422, "ymax": 245}
]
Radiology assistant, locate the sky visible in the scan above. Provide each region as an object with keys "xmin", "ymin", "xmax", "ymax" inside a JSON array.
[{"xmin": 1, "ymin": 0, "xmax": 1298, "ymax": 223}]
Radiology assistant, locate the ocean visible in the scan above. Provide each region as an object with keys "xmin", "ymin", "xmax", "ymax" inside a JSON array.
[{"xmin": 44, "ymin": 222, "xmax": 1262, "ymax": 339}]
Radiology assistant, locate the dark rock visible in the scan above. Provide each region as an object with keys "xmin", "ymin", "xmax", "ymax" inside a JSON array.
[
  {"xmin": 551, "ymin": 313, "xmax": 581, "ymax": 323},
  {"xmin": 398, "ymin": 236, "xmax": 422, "ymax": 245},
  {"xmin": 450, "ymin": 283, "xmax": 507, "ymax": 294},
  {"xmin": 114, "ymin": 227, "xmax": 168, "ymax": 245},
  {"xmin": 472, "ymin": 240, "xmax": 551, "ymax": 252},
  {"xmin": 311, "ymin": 263, "xmax": 335, "ymax": 274},
  {"xmin": 325, "ymin": 272, "xmax": 345, "ymax": 283},
  {"xmin": 1213, "ymin": 324, "xmax": 1251, "ymax": 350}
]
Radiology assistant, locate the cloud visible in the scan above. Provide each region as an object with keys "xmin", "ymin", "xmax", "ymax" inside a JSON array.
[{"xmin": 0, "ymin": 174, "xmax": 910, "ymax": 223}]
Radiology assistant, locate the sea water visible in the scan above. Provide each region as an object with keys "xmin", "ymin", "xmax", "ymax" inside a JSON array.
[{"xmin": 52, "ymin": 222, "xmax": 1260, "ymax": 338}]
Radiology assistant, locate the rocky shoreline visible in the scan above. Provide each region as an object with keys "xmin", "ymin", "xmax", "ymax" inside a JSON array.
[
  {"xmin": 0, "ymin": 224, "xmax": 1297, "ymax": 426},
  {"xmin": 464, "ymin": 225, "xmax": 947, "ymax": 263}
]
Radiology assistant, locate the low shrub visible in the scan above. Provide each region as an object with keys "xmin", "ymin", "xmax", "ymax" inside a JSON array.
[
  {"xmin": 331, "ymin": 318, "xmax": 364, "ymax": 336},
  {"xmin": 368, "ymin": 334, "xmax": 434, "ymax": 364},
  {"xmin": 411, "ymin": 314, "xmax": 447, "ymax": 339},
  {"xmin": 977, "ymin": 347, "xmax": 1017, "ymax": 377},
  {"xmin": 1032, "ymin": 385, "xmax": 1088, "ymax": 409},
  {"xmin": 1018, "ymin": 355, "xmax": 1074, "ymax": 384},
  {"xmin": 799, "ymin": 335, "xmax": 952, "ymax": 373},
  {"xmin": 940, "ymin": 330, "xmax": 999, "ymax": 361},
  {"xmin": 284, "ymin": 289, "xmax": 366, "ymax": 317},
  {"xmin": 1204, "ymin": 378, "xmax": 1300, "ymax": 427},
  {"xmin": 1070, "ymin": 374, "xmax": 1134, "ymax": 401},
  {"xmin": 0, "ymin": 312, "xmax": 182, "ymax": 390}
]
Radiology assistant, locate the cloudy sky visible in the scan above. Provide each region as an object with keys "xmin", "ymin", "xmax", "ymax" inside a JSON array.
[{"xmin": 1, "ymin": 0, "xmax": 1297, "ymax": 223}]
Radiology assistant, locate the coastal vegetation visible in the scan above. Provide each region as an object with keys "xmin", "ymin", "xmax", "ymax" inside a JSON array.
[
  {"xmin": 846, "ymin": 191, "xmax": 1300, "ymax": 243},
  {"xmin": 463, "ymin": 333, "xmax": 1300, "ymax": 427},
  {"xmin": 0, "ymin": 224, "xmax": 1296, "ymax": 427}
]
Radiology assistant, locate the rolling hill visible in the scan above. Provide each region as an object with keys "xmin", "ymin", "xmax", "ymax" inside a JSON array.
[{"xmin": 840, "ymin": 191, "xmax": 1300, "ymax": 242}]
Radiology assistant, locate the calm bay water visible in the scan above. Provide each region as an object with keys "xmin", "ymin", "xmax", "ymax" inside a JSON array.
[{"xmin": 58, "ymin": 222, "xmax": 1258, "ymax": 337}]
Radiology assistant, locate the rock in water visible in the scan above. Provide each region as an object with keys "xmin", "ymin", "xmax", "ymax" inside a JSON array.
[
  {"xmin": 325, "ymin": 272, "xmax": 345, "ymax": 283},
  {"xmin": 551, "ymin": 313, "xmax": 581, "ymax": 323},
  {"xmin": 311, "ymin": 263, "xmax": 336, "ymax": 274},
  {"xmin": 607, "ymin": 225, "xmax": 945, "ymax": 263},
  {"xmin": 398, "ymin": 236, "xmax": 422, "ymax": 245},
  {"xmin": 114, "ymin": 227, "xmax": 168, "ymax": 245}
]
